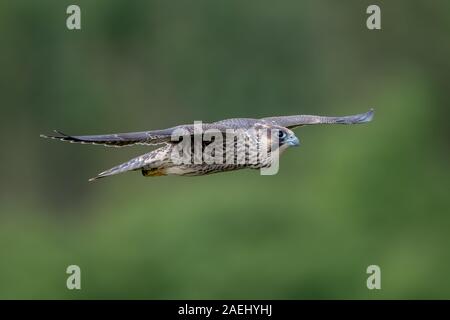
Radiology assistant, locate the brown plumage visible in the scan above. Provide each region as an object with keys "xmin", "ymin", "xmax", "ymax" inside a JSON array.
[{"xmin": 40, "ymin": 109, "xmax": 374, "ymax": 181}]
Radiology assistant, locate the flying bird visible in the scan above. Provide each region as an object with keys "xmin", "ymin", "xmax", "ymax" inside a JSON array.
[{"xmin": 40, "ymin": 109, "xmax": 374, "ymax": 181}]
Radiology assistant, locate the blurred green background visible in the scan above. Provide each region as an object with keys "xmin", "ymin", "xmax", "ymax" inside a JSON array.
[{"xmin": 0, "ymin": 0, "xmax": 449, "ymax": 299}]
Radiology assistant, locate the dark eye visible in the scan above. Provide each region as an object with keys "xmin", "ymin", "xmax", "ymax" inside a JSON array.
[{"xmin": 277, "ymin": 131, "xmax": 286, "ymax": 139}]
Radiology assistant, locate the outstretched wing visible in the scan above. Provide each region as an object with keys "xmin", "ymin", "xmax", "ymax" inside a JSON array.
[
  {"xmin": 261, "ymin": 109, "xmax": 374, "ymax": 129},
  {"xmin": 41, "ymin": 110, "xmax": 374, "ymax": 147},
  {"xmin": 40, "ymin": 123, "xmax": 232, "ymax": 147},
  {"xmin": 40, "ymin": 129, "xmax": 176, "ymax": 147}
]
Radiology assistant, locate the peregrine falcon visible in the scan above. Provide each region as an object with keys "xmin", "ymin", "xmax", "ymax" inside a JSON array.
[{"xmin": 40, "ymin": 109, "xmax": 374, "ymax": 181}]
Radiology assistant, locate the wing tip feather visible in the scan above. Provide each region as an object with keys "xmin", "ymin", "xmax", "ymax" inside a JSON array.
[
  {"xmin": 360, "ymin": 108, "xmax": 374, "ymax": 123},
  {"xmin": 40, "ymin": 130, "xmax": 71, "ymax": 140}
]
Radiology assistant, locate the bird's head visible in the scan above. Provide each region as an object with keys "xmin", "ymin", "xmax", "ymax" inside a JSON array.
[
  {"xmin": 275, "ymin": 127, "xmax": 300, "ymax": 148},
  {"xmin": 255, "ymin": 124, "xmax": 300, "ymax": 152}
]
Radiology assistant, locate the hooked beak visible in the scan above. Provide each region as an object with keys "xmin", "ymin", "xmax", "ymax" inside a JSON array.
[{"xmin": 287, "ymin": 135, "xmax": 300, "ymax": 147}]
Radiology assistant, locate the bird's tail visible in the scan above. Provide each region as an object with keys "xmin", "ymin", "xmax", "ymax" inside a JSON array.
[{"xmin": 89, "ymin": 152, "xmax": 155, "ymax": 181}]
